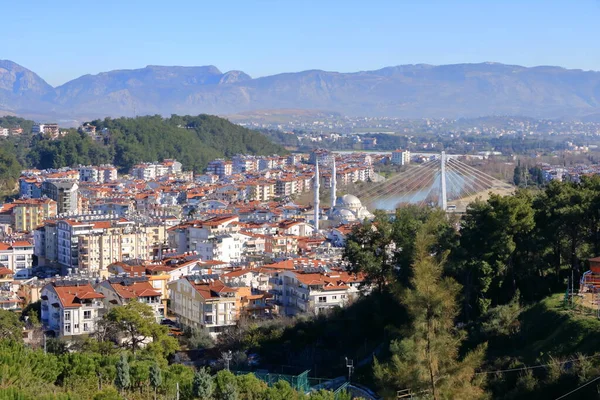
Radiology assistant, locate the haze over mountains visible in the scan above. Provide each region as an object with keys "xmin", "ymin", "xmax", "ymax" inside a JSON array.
[{"xmin": 2, "ymin": 59, "xmax": 600, "ymax": 121}]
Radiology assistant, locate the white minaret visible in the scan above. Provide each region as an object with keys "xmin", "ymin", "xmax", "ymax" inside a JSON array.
[
  {"xmin": 314, "ymin": 160, "xmax": 320, "ymax": 231},
  {"xmin": 330, "ymin": 157, "xmax": 337, "ymax": 215}
]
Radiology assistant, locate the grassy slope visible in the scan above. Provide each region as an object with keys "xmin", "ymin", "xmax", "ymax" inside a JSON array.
[{"xmin": 511, "ymin": 294, "xmax": 600, "ymax": 361}]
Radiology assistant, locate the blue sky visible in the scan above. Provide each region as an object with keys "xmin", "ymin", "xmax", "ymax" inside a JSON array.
[{"xmin": 2, "ymin": 0, "xmax": 599, "ymax": 86}]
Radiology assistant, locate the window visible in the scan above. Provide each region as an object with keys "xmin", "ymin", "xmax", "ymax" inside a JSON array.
[
  {"xmin": 0, "ymin": 256, "xmax": 7, "ymax": 262},
  {"xmin": 332, "ymin": 296, "xmax": 337, "ymax": 300},
  {"xmin": 318, "ymin": 296, "xmax": 326, "ymax": 303},
  {"xmin": 83, "ymin": 310, "xmax": 91, "ymax": 319},
  {"xmin": 83, "ymin": 323, "xmax": 89, "ymax": 332},
  {"xmin": 64, "ymin": 323, "xmax": 71, "ymax": 333},
  {"xmin": 341, "ymin": 294, "xmax": 346, "ymax": 299},
  {"xmin": 74, "ymin": 323, "xmax": 79, "ymax": 330},
  {"xmin": 64, "ymin": 311, "xmax": 71, "ymax": 321},
  {"xmin": 204, "ymin": 315, "xmax": 213, "ymax": 324}
]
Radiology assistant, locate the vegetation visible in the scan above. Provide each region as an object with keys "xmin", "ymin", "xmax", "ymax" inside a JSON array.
[
  {"xmin": 0, "ymin": 114, "xmax": 286, "ymax": 197},
  {"xmin": 0, "ymin": 300, "xmax": 346, "ymax": 400}
]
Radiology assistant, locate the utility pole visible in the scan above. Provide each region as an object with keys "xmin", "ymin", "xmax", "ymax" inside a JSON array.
[
  {"xmin": 176, "ymin": 382, "xmax": 180, "ymax": 400},
  {"xmin": 43, "ymin": 332, "xmax": 47, "ymax": 354},
  {"xmin": 345, "ymin": 357, "xmax": 354, "ymax": 383}
]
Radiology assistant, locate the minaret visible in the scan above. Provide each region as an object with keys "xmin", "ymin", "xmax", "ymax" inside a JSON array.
[
  {"xmin": 330, "ymin": 157, "xmax": 337, "ymax": 215},
  {"xmin": 314, "ymin": 160, "xmax": 320, "ymax": 231}
]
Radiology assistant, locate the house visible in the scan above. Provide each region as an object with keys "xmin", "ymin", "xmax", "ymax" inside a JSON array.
[
  {"xmin": 40, "ymin": 280, "xmax": 104, "ymax": 338},
  {"xmin": 168, "ymin": 275, "xmax": 238, "ymax": 335},
  {"xmin": 96, "ymin": 277, "xmax": 164, "ymax": 321}
]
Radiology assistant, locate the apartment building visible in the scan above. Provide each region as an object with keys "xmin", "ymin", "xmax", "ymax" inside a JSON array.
[
  {"xmin": 270, "ymin": 269, "xmax": 365, "ymax": 316},
  {"xmin": 42, "ymin": 180, "xmax": 79, "ymax": 214},
  {"xmin": 247, "ymin": 180, "xmax": 275, "ymax": 201},
  {"xmin": 232, "ymin": 155, "xmax": 258, "ymax": 173},
  {"xmin": 78, "ymin": 223, "xmax": 166, "ymax": 276},
  {"xmin": 206, "ymin": 159, "xmax": 233, "ymax": 177},
  {"xmin": 168, "ymin": 275, "xmax": 238, "ymax": 335},
  {"xmin": 79, "ymin": 165, "xmax": 118, "ymax": 183},
  {"xmin": 169, "ymin": 215, "xmax": 243, "ymax": 262},
  {"xmin": 19, "ymin": 176, "xmax": 42, "ymax": 198},
  {"xmin": 95, "ymin": 276, "xmax": 164, "ymax": 321},
  {"xmin": 130, "ymin": 160, "xmax": 180, "ymax": 180},
  {"xmin": 391, "ymin": 149, "xmax": 411, "ymax": 166},
  {"xmin": 11, "ymin": 197, "xmax": 57, "ymax": 232},
  {"xmin": 275, "ymin": 178, "xmax": 299, "ymax": 198},
  {"xmin": 0, "ymin": 241, "xmax": 34, "ymax": 278},
  {"xmin": 40, "ymin": 280, "xmax": 105, "ymax": 338},
  {"xmin": 32, "ymin": 123, "xmax": 59, "ymax": 135}
]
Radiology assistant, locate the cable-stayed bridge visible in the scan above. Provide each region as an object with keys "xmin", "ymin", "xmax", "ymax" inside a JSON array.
[{"xmin": 355, "ymin": 152, "xmax": 514, "ymax": 212}]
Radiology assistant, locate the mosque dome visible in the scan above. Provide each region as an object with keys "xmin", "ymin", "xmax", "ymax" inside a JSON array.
[{"xmin": 335, "ymin": 194, "xmax": 362, "ymax": 210}]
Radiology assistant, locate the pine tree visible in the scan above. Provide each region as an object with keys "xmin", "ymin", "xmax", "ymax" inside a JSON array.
[
  {"xmin": 193, "ymin": 368, "xmax": 214, "ymax": 400},
  {"xmin": 374, "ymin": 216, "xmax": 487, "ymax": 399},
  {"xmin": 114, "ymin": 353, "xmax": 131, "ymax": 394},
  {"xmin": 149, "ymin": 362, "xmax": 162, "ymax": 400}
]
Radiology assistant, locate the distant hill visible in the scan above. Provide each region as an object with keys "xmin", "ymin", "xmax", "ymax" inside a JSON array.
[
  {"xmin": 12, "ymin": 114, "xmax": 286, "ymax": 173},
  {"xmin": 3, "ymin": 60, "xmax": 600, "ymax": 119}
]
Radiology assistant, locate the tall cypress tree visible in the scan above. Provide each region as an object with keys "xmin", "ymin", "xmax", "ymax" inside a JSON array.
[
  {"xmin": 193, "ymin": 368, "xmax": 214, "ymax": 400},
  {"xmin": 114, "ymin": 353, "xmax": 131, "ymax": 394},
  {"xmin": 149, "ymin": 362, "xmax": 162, "ymax": 400}
]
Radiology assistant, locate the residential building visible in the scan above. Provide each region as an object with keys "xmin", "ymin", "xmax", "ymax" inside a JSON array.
[
  {"xmin": 11, "ymin": 197, "xmax": 57, "ymax": 232},
  {"xmin": 42, "ymin": 181, "xmax": 79, "ymax": 214},
  {"xmin": 0, "ymin": 241, "xmax": 34, "ymax": 278},
  {"xmin": 206, "ymin": 159, "xmax": 233, "ymax": 177},
  {"xmin": 40, "ymin": 280, "xmax": 105, "ymax": 338},
  {"xmin": 271, "ymin": 269, "xmax": 365, "ymax": 316},
  {"xmin": 391, "ymin": 149, "xmax": 411, "ymax": 165},
  {"xmin": 168, "ymin": 275, "xmax": 238, "ymax": 335},
  {"xmin": 32, "ymin": 123, "xmax": 59, "ymax": 135},
  {"xmin": 95, "ymin": 276, "xmax": 164, "ymax": 321},
  {"xmin": 78, "ymin": 223, "xmax": 166, "ymax": 275},
  {"xmin": 168, "ymin": 215, "xmax": 243, "ymax": 262}
]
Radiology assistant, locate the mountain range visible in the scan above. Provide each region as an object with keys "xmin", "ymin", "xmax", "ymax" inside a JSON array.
[{"xmin": 2, "ymin": 59, "xmax": 600, "ymax": 121}]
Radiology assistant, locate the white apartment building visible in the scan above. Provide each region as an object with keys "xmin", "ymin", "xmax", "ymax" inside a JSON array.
[
  {"xmin": 169, "ymin": 215, "xmax": 244, "ymax": 262},
  {"xmin": 40, "ymin": 280, "xmax": 105, "ymax": 338},
  {"xmin": 79, "ymin": 165, "xmax": 118, "ymax": 183},
  {"xmin": 168, "ymin": 275, "xmax": 238, "ymax": 335},
  {"xmin": 0, "ymin": 241, "xmax": 34, "ymax": 278},
  {"xmin": 270, "ymin": 269, "xmax": 366, "ymax": 316}
]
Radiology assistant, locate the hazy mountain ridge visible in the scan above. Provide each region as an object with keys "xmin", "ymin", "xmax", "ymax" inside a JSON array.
[{"xmin": 2, "ymin": 60, "xmax": 600, "ymax": 120}]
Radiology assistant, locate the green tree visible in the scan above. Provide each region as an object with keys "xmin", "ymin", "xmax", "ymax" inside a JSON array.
[
  {"xmin": 93, "ymin": 387, "xmax": 122, "ymax": 400},
  {"xmin": 344, "ymin": 210, "xmax": 397, "ymax": 292},
  {"xmin": 374, "ymin": 216, "xmax": 487, "ymax": 400},
  {"xmin": 104, "ymin": 300, "xmax": 178, "ymax": 356},
  {"xmin": 149, "ymin": 362, "xmax": 162, "ymax": 400},
  {"xmin": 114, "ymin": 354, "xmax": 130, "ymax": 394},
  {"xmin": 193, "ymin": 368, "xmax": 214, "ymax": 400},
  {"xmin": 0, "ymin": 310, "xmax": 24, "ymax": 342},
  {"xmin": 219, "ymin": 383, "xmax": 238, "ymax": 400},
  {"xmin": 235, "ymin": 373, "xmax": 267, "ymax": 400},
  {"xmin": 456, "ymin": 192, "xmax": 534, "ymax": 317},
  {"xmin": 214, "ymin": 370, "xmax": 238, "ymax": 400}
]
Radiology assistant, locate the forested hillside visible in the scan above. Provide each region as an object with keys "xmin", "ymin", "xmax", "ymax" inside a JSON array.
[{"xmin": 0, "ymin": 115, "xmax": 285, "ymax": 190}]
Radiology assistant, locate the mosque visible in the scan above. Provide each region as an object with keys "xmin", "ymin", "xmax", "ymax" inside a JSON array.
[{"xmin": 313, "ymin": 157, "xmax": 374, "ymax": 230}]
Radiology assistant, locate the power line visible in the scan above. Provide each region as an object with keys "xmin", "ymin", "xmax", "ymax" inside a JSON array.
[
  {"xmin": 475, "ymin": 354, "xmax": 600, "ymax": 376},
  {"xmin": 554, "ymin": 376, "xmax": 600, "ymax": 400}
]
